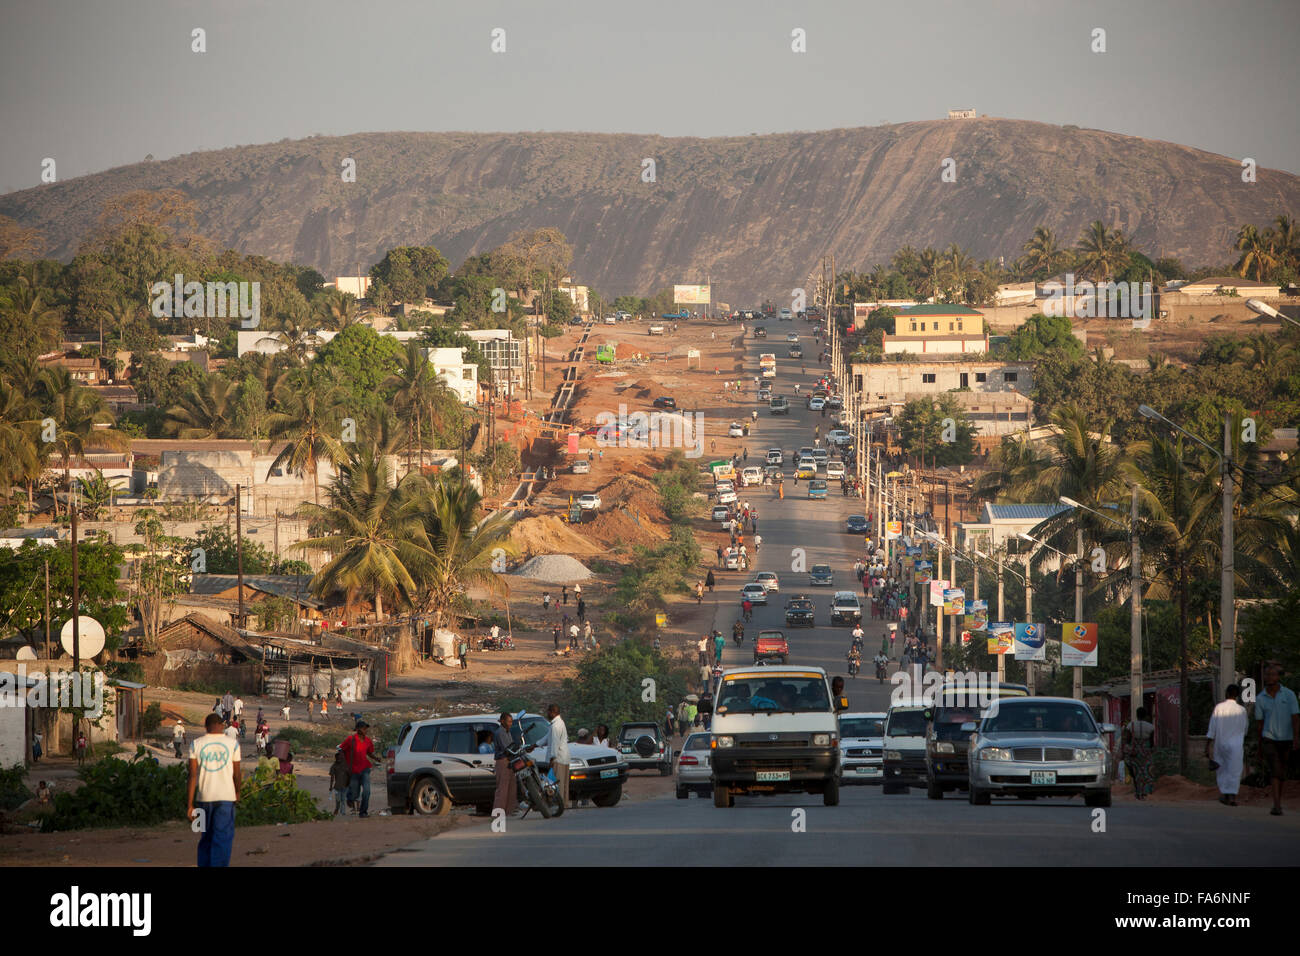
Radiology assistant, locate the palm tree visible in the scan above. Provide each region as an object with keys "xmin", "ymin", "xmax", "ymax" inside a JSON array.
[
  {"xmin": 266, "ymin": 365, "xmax": 348, "ymax": 507},
  {"xmin": 1273, "ymin": 214, "xmax": 1299, "ymax": 274},
  {"xmin": 95, "ymin": 294, "xmax": 139, "ymax": 354},
  {"xmin": 1233, "ymin": 223, "xmax": 1279, "ymax": 282},
  {"xmin": 386, "ymin": 341, "xmax": 437, "ymax": 476},
  {"xmin": 163, "ymin": 374, "xmax": 240, "ymax": 439},
  {"xmin": 0, "ymin": 277, "xmax": 63, "ymax": 358},
  {"xmin": 1075, "ymin": 221, "xmax": 1129, "ymax": 281},
  {"xmin": 939, "ymin": 244, "xmax": 975, "ymax": 302},
  {"xmin": 1020, "ymin": 226, "xmax": 1072, "ymax": 280},
  {"xmin": 0, "ymin": 378, "xmax": 39, "ymax": 507},
  {"xmin": 293, "ymin": 449, "xmax": 430, "ymax": 622},
  {"xmin": 313, "ymin": 288, "xmax": 362, "ymax": 331},
  {"xmin": 263, "ymin": 318, "xmax": 320, "ymax": 366},
  {"xmin": 917, "ymin": 247, "xmax": 943, "ymax": 301},
  {"xmin": 38, "ymin": 368, "xmax": 129, "ymax": 512}
]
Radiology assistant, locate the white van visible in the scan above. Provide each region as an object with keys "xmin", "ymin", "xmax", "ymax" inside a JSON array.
[
  {"xmin": 740, "ymin": 466, "xmax": 763, "ymax": 487},
  {"xmin": 710, "ymin": 665, "xmax": 842, "ymax": 807}
]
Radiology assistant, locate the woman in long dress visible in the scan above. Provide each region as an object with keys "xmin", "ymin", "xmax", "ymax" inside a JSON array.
[
  {"xmin": 1123, "ymin": 706, "xmax": 1157, "ymax": 799},
  {"xmin": 1205, "ymin": 685, "xmax": 1249, "ymax": 806}
]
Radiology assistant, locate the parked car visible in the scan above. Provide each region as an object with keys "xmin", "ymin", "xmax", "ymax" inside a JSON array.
[
  {"xmin": 653, "ymin": 396, "xmax": 677, "ymax": 409},
  {"xmin": 710, "ymin": 665, "xmax": 840, "ymax": 807},
  {"xmin": 571, "ymin": 459, "xmax": 591, "ymax": 475},
  {"xmin": 845, "ymin": 515, "xmax": 869, "ymax": 534},
  {"xmin": 752, "ymin": 630, "xmax": 790, "ymax": 664},
  {"xmin": 839, "ymin": 712, "xmax": 886, "ymax": 785},
  {"xmin": 675, "ymin": 732, "xmax": 714, "ymax": 798},
  {"xmin": 830, "ymin": 591, "xmax": 862, "ymax": 625},
  {"xmin": 577, "ymin": 494, "xmax": 602, "ymax": 510},
  {"xmin": 784, "ymin": 597, "xmax": 815, "ymax": 628},
  {"xmin": 616, "ymin": 721, "xmax": 674, "ymax": 775},
  {"xmin": 387, "ymin": 712, "xmax": 628, "ymax": 814},
  {"xmin": 966, "ymin": 697, "xmax": 1115, "ymax": 807},
  {"xmin": 711, "ymin": 504, "xmax": 732, "ymax": 523},
  {"xmin": 808, "ymin": 564, "xmax": 834, "ymax": 586},
  {"xmin": 826, "ymin": 396, "xmax": 843, "ymax": 410},
  {"xmin": 604, "ymin": 315, "xmax": 617, "ymax": 325},
  {"xmin": 740, "ymin": 583, "xmax": 768, "ymax": 605},
  {"xmin": 647, "ymin": 325, "xmax": 665, "ymax": 335},
  {"xmin": 766, "ymin": 448, "xmax": 783, "ymax": 465},
  {"xmin": 723, "ymin": 548, "xmax": 740, "ymax": 570},
  {"xmin": 807, "ymin": 479, "xmax": 828, "ymax": 499}
]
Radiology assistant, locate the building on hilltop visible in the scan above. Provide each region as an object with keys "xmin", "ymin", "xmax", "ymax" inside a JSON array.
[{"xmin": 882, "ymin": 304, "xmax": 988, "ymax": 355}]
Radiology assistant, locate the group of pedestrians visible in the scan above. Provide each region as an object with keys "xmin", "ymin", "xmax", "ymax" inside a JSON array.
[{"xmin": 551, "ymin": 612, "xmax": 597, "ymax": 652}]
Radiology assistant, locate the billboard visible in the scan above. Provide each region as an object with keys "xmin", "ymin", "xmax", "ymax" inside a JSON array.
[
  {"xmin": 1014, "ymin": 622, "xmax": 1046, "ymax": 661},
  {"xmin": 1061, "ymin": 622, "xmax": 1099, "ymax": 667},
  {"xmin": 987, "ymin": 622, "xmax": 1014, "ymax": 655},
  {"xmin": 929, "ymin": 579, "xmax": 950, "ymax": 606},
  {"xmin": 964, "ymin": 599, "xmax": 988, "ymax": 631},
  {"xmin": 674, "ymin": 284, "xmax": 711, "ymax": 304},
  {"xmin": 944, "ymin": 588, "xmax": 965, "ymax": 615},
  {"xmin": 885, "ymin": 520, "xmax": 902, "ymax": 540}
]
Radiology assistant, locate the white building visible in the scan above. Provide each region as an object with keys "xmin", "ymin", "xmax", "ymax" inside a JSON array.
[
  {"xmin": 328, "ymin": 276, "xmax": 373, "ymax": 299},
  {"xmin": 425, "ymin": 347, "xmax": 479, "ymax": 405},
  {"xmin": 956, "ymin": 502, "xmax": 1073, "ymax": 557},
  {"xmin": 558, "ymin": 277, "xmax": 589, "ymax": 313},
  {"xmin": 464, "ymin": 329, "xmax": 524, "ymax": 388}
]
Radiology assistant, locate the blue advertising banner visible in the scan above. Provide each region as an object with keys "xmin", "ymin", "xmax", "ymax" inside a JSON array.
[{"xmin": 1014, "ymin": 622, "xmax": 1046, "ymax": 661}]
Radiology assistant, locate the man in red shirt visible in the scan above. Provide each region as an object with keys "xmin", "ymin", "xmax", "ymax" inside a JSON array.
[{"xmin": 341, "ymin": 720, "xmax": 381, "ymax": 817}]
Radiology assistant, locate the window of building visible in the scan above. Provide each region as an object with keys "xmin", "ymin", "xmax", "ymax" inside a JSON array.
[
  {"xmin": 975, "ymin": 372, "xmax": 987, "ymax": 383},
  {"xmin": 949, "ymin": 322, "xmax": 955, "ymax": 331},
  {"xmin": 922, "ymin": 373, "xmax": 936, "ymax": 384},
  {"xmin": 910, "ymin": 322, "xmax": 917, "ymax": 332},
  {"xmin": 1004, "ymin": 371, "xmax": 1019, "ymax": 383},
  {"xmin": 960, "ymin": 373, "xmax": 968, "ymax": 388}
]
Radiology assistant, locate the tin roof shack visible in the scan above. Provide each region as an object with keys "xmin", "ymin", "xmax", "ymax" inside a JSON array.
[
  {"xmin": 259, "ymin": 634, "xmax": 383, "ymax": 702},
  {"xmin": 169, "ymin": 574, "xmax": 322, "ymax": 629},
  {"xmin": 150, "ymin": 613, "xmax": 263, "ymax": 694},
  {"xmin": 0, "ymin": 665, "xmax": 120, "ymax": 761}
]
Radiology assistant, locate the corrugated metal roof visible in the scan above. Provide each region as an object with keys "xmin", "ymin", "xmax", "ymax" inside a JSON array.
[
  {"xmin": 896, "ymin": 304, "xmax": 984, "ymax": 316},
  {"xmin": 986, "ymin": 503, "xmax": 1072, "ymax": 521}
]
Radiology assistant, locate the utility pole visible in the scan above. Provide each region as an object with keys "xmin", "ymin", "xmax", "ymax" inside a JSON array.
[
  {"xmin": 996, "ymin": 551, "xmax": 1005, "ymax": 683},
  {"xmin": 1074, "ymin": 527, "xmax": 1084, "ymax": 700},
  {"xmin": 44, "ymin": 559, "xmax": 51, "ymax": 659},
  {"xmin": 1220, "ymin": 412, "xmax": 1235, "ymax": 699},
  {"xmin": 936, "ymin": 538, "xmax": 945, "ymax": 671},
  {"xmin": 236, "ymin": 484, "xmax": 245, "ymax": 631},
  {"xmin": 1024, "ymin": 553, "xmax": 1034, "ymax": 695},
  {"xmin": 1130, "ymin": 483, "xmax": 1144, "ymax": 713},
  {"xmin": 71, "ymin": 491, "xmax": 80, "ymax": 670}
]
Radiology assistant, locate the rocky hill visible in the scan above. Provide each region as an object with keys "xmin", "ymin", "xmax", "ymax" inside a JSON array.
[{"xmin": 3, "ymin": 119, "xmax": 1297, "ymax": 303}]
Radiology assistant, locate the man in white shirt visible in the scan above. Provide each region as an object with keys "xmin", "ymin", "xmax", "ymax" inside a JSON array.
[
  {"xmin": 187, "ymin": 713, "xmax": 242, "ymax": 867},
  {"xmin": 546, "ymin": 703, "xmax": 571, "ymax": 807},
  {"xmin": 1205, "ymin": 684, "xmax": 1249, "ymax": 805},
  {"xmin": 233, "ymin": 696, "xmax": 244, "ymax": 722}
]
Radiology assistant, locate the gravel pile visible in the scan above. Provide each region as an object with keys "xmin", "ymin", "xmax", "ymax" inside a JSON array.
[{"xmin": 514, "ymin": 554, "xmax": 594, "ymax": 583}]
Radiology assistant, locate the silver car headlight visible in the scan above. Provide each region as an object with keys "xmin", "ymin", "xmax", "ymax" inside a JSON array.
[
  {"xmin": 933, "ymin": 742, "xmax": 954, "ymax": 754},
  {"xmin": 568, "ymin": 757, "xmax": 585, "ymax": 768},
  {"xmin": 1074, "ymin": 748, "xmax": 1105, "ymax": 762},
  {"xmin": 714, "ymin": 736, "xmax": 734, "ymax": 749},
  {"xmin": 980, "ymin": 747, "xmax": 1013, "ymax": 761},
  {"xmin": 812, "ymin": 733, "xmax": 831, "ymax": 747},
  {"xmin": 885, "ymin": 750, "xmax": 902, "ymax": 761}
]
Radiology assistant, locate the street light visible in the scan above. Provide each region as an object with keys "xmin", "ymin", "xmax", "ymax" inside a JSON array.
[
  {"xmin": 1059, "ymin": 491, "xmax": 1144, "ymax": 722},
  {"xmin": 1246, "ymin": 298, "xmax": 1300, "ymax": 329}
]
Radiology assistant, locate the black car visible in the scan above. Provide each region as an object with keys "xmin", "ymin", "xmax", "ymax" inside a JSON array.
[
  {"xmin": 784, "ymin": 598, "xmax": 815, "ymax": 627},
  {"xmin": 754, "ymin": 326, "xmax": 767, "ymax": 338},
  {"xmin": 808, "ymin": 564, "xmax": 834, "ymax": 586},
  {"xmin": 846, "ymin": 515, "xmax": 869, "ymax": 534},
  {"xmin": 653, "ymin": 396, "xmax": 677, "ymax": 409}
]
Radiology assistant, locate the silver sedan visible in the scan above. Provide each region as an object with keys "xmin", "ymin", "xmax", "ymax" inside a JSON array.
[{"xmin": 966, "ymin": 697, "xmax": 1115, "ymax": 807}]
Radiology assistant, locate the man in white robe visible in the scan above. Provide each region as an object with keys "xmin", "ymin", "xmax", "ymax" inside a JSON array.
[{"xmin": 1205, "ymin": 684, "xmax": 1248, "ymax": 805}]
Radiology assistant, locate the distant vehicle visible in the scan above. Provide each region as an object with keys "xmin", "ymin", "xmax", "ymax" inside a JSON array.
[
  {"xmin": 569, "ymin": 316, "xmax": 584, "ymax": 326},
  {"xmin": 786, "ymin": 332, "xmax": 799, "ymax": 343},
  {"xmin": 723, "ymin": 548, "xmax": 740, "ymax": 570},
  {"xmin": 769, "ymin": 397, "xmax": 790, "ymax": 415},
  {"xmin": 830, "ymin": 591, "xmax": 862, "ymax": 625},
  {"xmin": 571, "ymin": 459, "xmax": 591, "ymax": 475},
  {"xmin": 753, "ymin": 572, "xmax": 780, "ymax": 592},
  {"xmin": 754, "ymin": 326, "xmax": 768, "ymax": 338},
  {"xmin": 826, "ymin": 460, "xmax": 845, "ymax": 480},
  {"xmin": 845, "ymin": 515, "xmax": 869, "ymax": 534},
  {"xmin": 778, "ymin": 308, "xmax": 793, "ymax": 320},
  {"xmin": 757, "ymin": 386, "xmax": 772, "ymax": 401},
  {"xmin": 828, "ymin": 429, "xmax": 852, "ymax": 446},
  {"xmin": 763, "ymin": 465, "xmax": 783, "ymax": 481},
  {"xmin": 595, "ymin": 344, "xmax": 616, "ymax": 364},
  {"xmin": 662, "ymin": 310, "xmax": 689, "ymax": 320},
  {"xmin": 789, "ymin": 346, "xmax": 803, "ymax": 358},
  {"xmin": 604, "ymin": 315, "xmax": 617, "ymax": 325},
  {"xmin": 759, "ymin": 353, "xmax": 777, "ymax": 378},
  {"xmin": 577, "ymin": 494, "xmax": 602, "ymax": 510},
  {"xmin": 616, "ymin": 721, "xmax": 674, "ymax": 776},
  {"xmin": 653, "ymin": 396, "xmax": 677, "ymax": 409},
  {"xmin": 616, "ymin": 310, "xmax": 632, "ymax": 320},
  {"xmin": 717, "ymin": 487, "xmax": 737, "ymax": 505},
  {"xmin": 711, "ymin": 504, "xmax": 732, "ymax": 523},
  {"xmin": 714, "ymin": 478, "xmax": 735, "ymax": 494},
  {"xmin": 740, "ymin": 466, "xmax": 764, "ymax": 487},
  {"xmin": 740, "ymin": 583, "xmax": 769, "ymax": 605},
  {"xmin": 795, "ymin": 459, "xmax": 817, "ymax": 479},
  {"xmin": 766, "ymin": 449, "xmax": 783, "ymax": 465},
  {"xmin": 840, "ymin": 712, "xmax": 887, "ymax": 785},
  {"xmin": 784, "ymin": 598, "xmax": 815, "ymax": 628},
  {"xmin": 728, "ymin": 422, "xmax": 744, "ymax": 437},
  {"xmin": 966, "ymin": 697, "xmax": 1114, "ymax": 807},
  {"xmin": 811, "ymin": 449, "xmax": 829, "ymax": 466},
  {"xmin": 809, "ymin": 564, "xmax": 834, "ymax": 586},
  {"xmin": 808, "ymin": 396, "xmax": 826, "ymax": 411},
  {"xmin": 648, "ymin": 325, "xmax": 665, "ymax": 335},
  {"xmin": 826, "ymin": 396, "xmax": 843, "ymax": 410},
  {"xmin": 798, "ymin": 446, "xmax": 815, "ymax": 460},
  {"xmin": 807, "ymin": 479, "xmax": 828, "ymax": 500},
  {"xmin": 882, "ymin": 702, "xmax": 929, "ymax": 794},
  {"xmin": 675, "ymin": 732, "xmax": 714, "ymax": 798},
  {"xmin": 752, "ymin": 630, "xmax": 790, "ymax": 664}
]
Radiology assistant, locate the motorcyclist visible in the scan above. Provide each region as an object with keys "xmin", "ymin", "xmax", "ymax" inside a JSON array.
[
  {"xmin": 851, "ymin": 624, "xmax": 864, "ymax": 652},
  {"xmin": 754, "ymin": 534, "xmax": 762, "ymax": 552},
  {"xmin": 847, "ymin": 648, "xmax": 861, "ymax": 678},
  {"xmin": 733, "ymin": 620, "xmax": 744, "ymax": 645},
  {"xmin": 751, "ymin": 409, "xmax": 758, "ymax": 421}
]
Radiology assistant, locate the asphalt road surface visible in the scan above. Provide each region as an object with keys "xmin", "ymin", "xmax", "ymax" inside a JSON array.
[{"xmin": 378, "ymin": 323, "xmax": 1296, "ymax": 866}]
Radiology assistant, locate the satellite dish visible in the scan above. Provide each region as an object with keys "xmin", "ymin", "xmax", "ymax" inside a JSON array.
[
  {"xmin": 60, "ymin": 616, "xmax": 106, "ymax": 659},
  {"xmin": 15, "ymin": 646, "xmax": 37, "ymax": 660}
]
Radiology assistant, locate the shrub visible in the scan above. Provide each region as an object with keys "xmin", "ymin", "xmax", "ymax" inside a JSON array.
[
  {"xmin": 141, "ymin": 702, "xmax": 164, "ymax": 734},
  {"xmin": 237, "ymin": 763, "xmax": 330, "ymax": 825},
  {"xmin": 42, "ymin": 748, "xmax": 187, "ymax": 831},
  {"xmin": 0, "ymin": 764, "xmax": 32, "ymax": 811},
  {"xmin": 560, "ymin": 640, "xmax": 691, "ymax": 734}
]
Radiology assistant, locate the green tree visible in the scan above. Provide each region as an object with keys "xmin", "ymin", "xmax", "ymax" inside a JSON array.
[
  {"xmin": 163, "ymin": 374, "xmax": 241, "ymax": 440},
  {"xmin": 313, "ymin": 324, "xmax": 406, "ymax": 400},
  {"xmin": 369, "ymin": 246, "xmax": 451, "ymax": 307},
  {"xmin": 266, "ymin": 365, "xmax": 348, "ymax": 507},
  {"xmin": 896, "ymin": 394, "xmax": 976, "ymax": 466},
  {"xmin": 1002, "ymin": 313, "xmax": 1084, "ymax": 361}
]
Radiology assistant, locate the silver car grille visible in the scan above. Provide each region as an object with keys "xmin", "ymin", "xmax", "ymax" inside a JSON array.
[{"xmin": 1011, "ymin": 747, "xmax": 1077, "ymax": 762}]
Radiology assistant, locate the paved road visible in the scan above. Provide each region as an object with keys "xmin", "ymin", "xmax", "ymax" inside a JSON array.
[{"xmin": 379, "ymin": 323, "xmax": 1296, "ymax": 865}]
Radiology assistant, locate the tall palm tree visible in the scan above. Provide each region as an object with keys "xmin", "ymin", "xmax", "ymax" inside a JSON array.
[
  {"xmin": 1273, "ymin": 214, "xmax": 1299, "ymax": 274},
  {"xmin": 266, "ymin": 365, "xmax": 348, "ymax": 507},
  {"xmin": 1233, "ymin": 223, "xmax": 1278, "ymax": 282},
  {"xmin": 293, "ymin": 449, "xmax": 430, "ymax": 622},
  {"xmin": 163, "ymin": 374, "xmax": 240, "ymax": 439},
  {"xmin": 1075, "ymin": 221, "xmax": 1129, "ymax": 281},
  {"xmin": 95, "ymin": 294, "xmax": 139, "ymax": 354},
  {"xmin": 0, "ymin": 378, "xmax": 39, "ymax": 507},
  {"xmin": 38, "ymin": 368, "xmax": 129, "ymax": 512},
  {"xmin": 917, "ymin": 247, "xmax": 943, "ymax": 301},
  {"xmin": 386, "ymin": 341, "xmax": 437, "ymax": 476},
  {"xmin": 0, "ymin": 277, "xmax": 63, "ymax": 358},
  {"xmin": 313, "ymin": 288, "xmax": 362, "ymax": 331},
  {"xmin": 1020, "ymin": 226, "xmax": 1072, "ymax": 280},
  {"xmin": 939, "ymin": 244, "xmax": 975, "ymax": 302},
  {"xmin": 263, "ymin": 318, "xmax": 320, "ymax": 366}
]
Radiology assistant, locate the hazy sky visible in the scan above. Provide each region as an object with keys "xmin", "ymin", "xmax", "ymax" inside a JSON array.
[{"xmin": 1, "ymin": 0, "xmax": 1297, "ymax": 193}]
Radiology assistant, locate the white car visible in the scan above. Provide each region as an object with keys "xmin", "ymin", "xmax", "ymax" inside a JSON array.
[
  {"xmin": 826, "ymin": 460, "xmax": 845, "ymax": 479},
  {"xmin": 766, "ymin": 449, "xmax": 783, "ymax": 465},
  {"xmin": 717, "ymin": 488, "xmax": 737, "ymax": 505},
  {"xmin": 786, "ymin": 333, "xmax": 799, "ymax": 343},
  {"xmin": 808, "ymin": 396, "xmax": 826, "ymax": 411},
  {"xmin": 604, "ymin": 315, "xmax": 617, "ymax": 325},
  {"xmin": 715, "ymin": 479, "xmax": 735, "ymax": 495},
  {"xmin": 740, "ymin": 466, "xmax": 764, "ymax": 487},
  {"xmin": 828, "ymin": 429, "xmax": 852, "ymax": 446},
  {"xmin": 728, "ymin": 422, "xmax": 744, "ymax": 437},
  {"xmin": 840, "ymin": 712, "xmax": 886, "ymax": 785},
  {"xmin": 753, "ymin": 572, "xmax": 779, "ymax": 592},
  {"xmin": 648, "ymin": 325, "xmax": 665, "ymax": 335},
  {"xmin": 740, "ymin": 583, "xmax": 768, "ymax": 605},
  {"xmin": 577, "ymin": 494, "xmax": 602, "ymax": 510}
]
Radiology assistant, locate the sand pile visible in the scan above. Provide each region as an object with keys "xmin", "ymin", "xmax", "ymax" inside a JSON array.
[
  {"xmin": 510, "ymin": 515, "xmax": 603, "ymax": 557},
  {"xmin": 514, "ymin": 554, "xmax": 594, "ymax": 582},
  {"xmin": 585, "ymin": 508, "xmax": 671, "ymax": 549},
  {"xmin": 598, "ymin": 473, "xmax": 669, "ymax": 521}
]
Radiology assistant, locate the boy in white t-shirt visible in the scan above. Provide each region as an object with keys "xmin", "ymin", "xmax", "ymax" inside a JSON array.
[{"xmin": 187, "ymin": 713, "xmax": 242, "ymax": 867}]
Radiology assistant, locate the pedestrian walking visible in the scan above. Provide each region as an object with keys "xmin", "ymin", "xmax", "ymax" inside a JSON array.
[
  {"xmin": 492, "ymin": 712, "xmax": 520, "ymax": 816},
  {"xmin": 714, "ymin": 630, "xmax": 726, "ymax": 664},
  {"xmin": 172, "ymin": 721, "xmax": 185, "ymax": 759},
  {"xmin": 1121, "ymin": 707, "xmax": 1157, "ymax": 800},
  {"xmin": 1255, "ymin": 663, "xmax": 1299, "ymax": 816},
  {"xmin": 187, "ymin": 713, "xmax": 241, "ymax": 867},
  {"xmin": 459, "ymin": 639, "xmax": 469, "ymax": 669},
  {"xmin": 562, "ymin": 585, "xmax": 568, "ymax": 605},
  {"xmin": 677, "ymin": 700, "xmax": 690, "ymax": 737},
  {"xmin": 706, "ymin": 570, "xmax": 715, "ymax": 592},
  {"xmin": 1205, "ymin": 684, "xmax": 1248, "ymax": 806},
  {"xmin": 329, "ymin": 748, "xmax": 351, "ymax": 815},
  {"xmin": 547, "ymin": 704, "xmax": 570, "ymax": 808},
  {"xmin": 543, "ymin": 591, "xmax": 551, "ymax": 611},
  {"xmin": 697, "ymin": 635, "xmax": 708, "ymax": 665},
  {"xmin": 696, "ymin": 580, "xmax": 704, "ymax": 604},
  {"xmin": 220, "ymin": 690, "xmax": 235, "ymax": 724},
  {"xmin": 569, "ymin": 623, "xmax": 580, "ymax": 648},
  {"xmin": 552, "ymin": 625, "xmax": 561, "ymax": 650},
  {"xmin": 340, "ymin": 720, "xmax": 382, "ymax": 817},
  {"xmin": 577, "ymin": 597, "xmax": 586, "ymax": 621}
]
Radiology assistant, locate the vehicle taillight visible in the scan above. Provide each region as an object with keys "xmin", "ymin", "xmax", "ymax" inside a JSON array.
[
  {"xmin": 679, "ymin": 755, "xmax": 698, "ymax": 766},
  {"xmin": 386, "ymin": 749, "xmax": 395, "ymax": 775}
]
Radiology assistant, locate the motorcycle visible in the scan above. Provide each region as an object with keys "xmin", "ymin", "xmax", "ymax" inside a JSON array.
[
  {"xmin": 480, "ymin": 634, "xmax": 515, "ymax": 651},
  {"xmin": 847, "ymin": 655, "xmax": 860, "ymax": 678},
  {"xmin": 505, "ymin": 716, "xmax": 564, "ymax": 819},
  {"xmin": 876, "ymin": 660, "xmax": 887, "ymax": 683},
  {"xmin": 732, "ymin": 623, "xmax": 744, "ymax": 647}
]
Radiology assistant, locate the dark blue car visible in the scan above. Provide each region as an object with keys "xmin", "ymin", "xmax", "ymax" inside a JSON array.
[
  {"xmin": 846, "ymin": 515, "xmax": 869, "ymax": 534},
  {"xmin": 809, "ymin": 564, "xmax": 835, "ymax": 586}
]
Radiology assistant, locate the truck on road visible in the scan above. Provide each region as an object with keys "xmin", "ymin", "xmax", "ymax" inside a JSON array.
[{"xmin": 759, "ymin": 353, "xmax": 776, "ymax": 378}]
